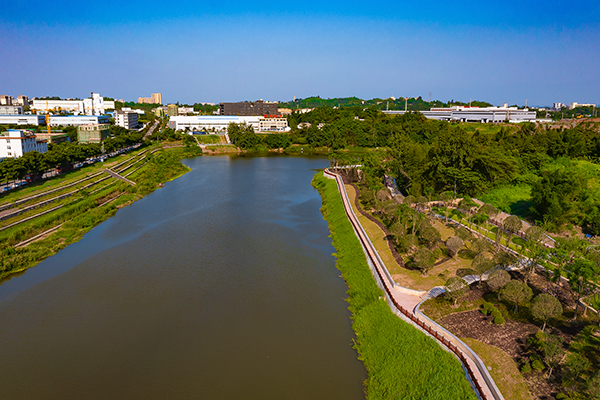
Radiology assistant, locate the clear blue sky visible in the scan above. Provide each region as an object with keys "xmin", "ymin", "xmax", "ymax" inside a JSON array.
[{"xmin": 1, "ymin": 0, "xmax": 599, "ymax": 106}]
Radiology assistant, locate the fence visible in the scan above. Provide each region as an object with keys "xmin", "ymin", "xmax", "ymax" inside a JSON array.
[{"xmin": 324, "ymin": 169, "xmax": 503, "ymax": 400}]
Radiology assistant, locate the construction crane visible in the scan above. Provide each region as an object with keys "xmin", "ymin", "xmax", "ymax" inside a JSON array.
[{"xmin": 46, "ymin": 101, "xmax": 51, "ymax": 135}]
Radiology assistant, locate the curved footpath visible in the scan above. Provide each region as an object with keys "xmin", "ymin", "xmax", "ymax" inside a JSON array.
[{"xmin": 323, "ymin": 169, "xmax": 503, "ymax": 400}]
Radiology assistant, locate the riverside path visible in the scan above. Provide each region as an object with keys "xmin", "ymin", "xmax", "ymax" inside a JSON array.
[{"xmin": 324, "ymin": 168, "xmax": 503, "ymax": 400}]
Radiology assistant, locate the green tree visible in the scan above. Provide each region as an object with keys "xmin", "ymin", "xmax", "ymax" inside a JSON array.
[
  {"xmin": 568, "ymin": 258, "xmax": 600, "ymax": 319},
  {"xmin": 530, "ymin": 293, "xmax": 563, "ymax": 331},
  {"xmin": 540, "ymin": 334, "xmax": 564, "ymax": 380},
  {"xmin": 486, "ymin": 269, "xmax": 510, "ymax": 300},
  {"xmin": 500, "ymin": 280, "xmax": 533, "ymax": 313},
  {"xmin": 446, "ymin": 236, "xmax": 464, "ymax": 260},
  {"xmin": 414, "ymin": 247, "xmax": 435, "ymax": 276},
  {"xmin": 503, "ymin": 215, "xmax": 522, "ymax": 248},
  {"xmin": 445, "ymin": 277, "xmax": 469, "ymax": 307}
]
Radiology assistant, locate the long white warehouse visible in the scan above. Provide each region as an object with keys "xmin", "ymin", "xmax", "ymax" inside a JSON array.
[
  {"xmin": 32, "ymin": 93, "xmax": 115, "ymax": 115},
  {"xmin": 0, "ymin": 115, "xmax": 46, "ymax": 126},
  {"xmin": 168, "ymin": 115, "xmax": 289, "ymax": 133},
  {"xmin": 384, "ymin": 106, "xmax": 537, "ymax": 123},
  {"xmin": 49, "ymin": 115, "xmax": 110, "ymax": 127}
]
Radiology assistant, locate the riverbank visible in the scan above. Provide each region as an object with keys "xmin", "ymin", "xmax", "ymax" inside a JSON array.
[
  {"xmin": 0, "ymin": 144, "xmax": 202, "ymax": 280},
  {"xmin": 312, "ymin": 171, "xmax": 476, "ymax": 399}
]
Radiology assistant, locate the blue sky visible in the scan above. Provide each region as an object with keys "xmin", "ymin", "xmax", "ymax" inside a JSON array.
[{"xmin": 1, "ymin": 1, "xmax": 599, "ymax": 106}]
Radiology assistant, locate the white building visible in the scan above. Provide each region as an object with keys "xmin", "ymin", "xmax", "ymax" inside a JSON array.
[
  {"xmin": 0, "ymin": 106, "xmax": 24, "ymax": 115},
  {"xmin": 178, "ymin": 107, "xmax": 195, "ymax": 115},
  {"xmin": 32, "ymin": 93, "xmax": 115, "ymax": 115},
  {"xmin": 552, "ymin": 102, "xmax": 564, "ymax": 111},
  {"xmin": 569, "ymin": 102, "xmax": 596, "ymax": 109},
  {"xmin": 384, "ymin": 106, "xmax": 536, "ymax": 123},
  {"xmin": 49, "ymin": 115, "xmax": 110, "ymax": 127},
  {"xmin": 167, "ymin": 115, "xmax": 290, "ymax": 132},
  {"xmin": 0, "ymin": 115, "xmax": 46, "ymax": 126},
  {"xmin": 115, "ymin": 110, "xmax": 139, "ymax": 129},
  {"xmin": 0, "ymin": 129, "xmax": 48, "ymax": 158}
]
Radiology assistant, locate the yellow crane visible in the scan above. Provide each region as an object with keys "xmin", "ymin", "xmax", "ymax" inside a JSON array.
[{"xmin": 45, "ymin": 101, "xmax": 51, "ymax": 135}]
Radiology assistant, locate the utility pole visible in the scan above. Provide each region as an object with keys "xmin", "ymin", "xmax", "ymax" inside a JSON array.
[{"xmin": 405, "ymin": 98, "xmax": 408, "ymax": 112}]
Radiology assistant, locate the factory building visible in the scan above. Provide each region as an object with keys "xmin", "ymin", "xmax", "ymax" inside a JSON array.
[
  {"xmin": 167, "ymin": 115, "xmax": 290, "ymax": 133},
  {"xmin": 384, "ymin": 106, "xmax": 536, "ymax": 123},
  {"xmin": 219, "ymin": 100, "xmax": 278, "ymax": 116},
  {"xmin": 0, "ymin": 129, "xmax": 48, "ymax": 158},
  {"xmin": 32, "ymin": 93, "xmax": 115, "ymax": 115},
  {"xmin": 48, "ymin": 115, "xmax": 110, "ymax": 127},
  {"xmin": 0, "ymin": 115, "xmax": 46, "ymax": 126}
]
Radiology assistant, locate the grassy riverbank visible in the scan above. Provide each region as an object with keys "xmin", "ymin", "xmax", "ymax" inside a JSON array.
[
  {"xmin": 312, "ymin": 172, "xmax": 477, "ymax": 400},
  {"xmin": 0, "ymin": 145, "xmax": 202, "ymax": 279}
]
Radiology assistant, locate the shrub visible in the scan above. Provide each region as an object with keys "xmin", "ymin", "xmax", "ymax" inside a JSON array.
[
  {"xmin": 521, "ymin": 362, "xmax": 532, "ymax": 374},
  {"xmin": 491, "ymin": 309, "xmax": 502, "ymax": 319},
  {"xmin": 555, "ymin": 393, "xmax": 568, "ymax": 400},
  {"xmin": 493, "ymin": 316, "xmax": 505, "ymax": 325},
  {"xmin": 532, "ymin": 359, "xmax": 545, "ymax": 371}
]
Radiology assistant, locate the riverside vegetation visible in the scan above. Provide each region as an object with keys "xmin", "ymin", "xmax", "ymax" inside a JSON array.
[
  {"xmin": 277, "ymin": 106, "xmax": 599, "ymax": 399},
  {"xmin": 313, "ymin": 172, "xmax": 476, "ymax": 400},
  {"xmin": 0, "ymin": 143, "xmax": 202, "ymax": 279}
]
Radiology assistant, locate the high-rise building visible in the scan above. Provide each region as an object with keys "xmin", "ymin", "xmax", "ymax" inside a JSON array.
[
  {"xmin": 16, "ymin": 95, "xmax": 29, "ymax": 106},
  {"xmin": 138, "ymin": 93, "xmax": 162, "ymax": 105},
  {"xmin": 0, "ymin": 95, "xmax": 14, "ymax": 105},
  {"xmin": 219, "ymin": 100, "xmax": 278, "ymax": 116}
]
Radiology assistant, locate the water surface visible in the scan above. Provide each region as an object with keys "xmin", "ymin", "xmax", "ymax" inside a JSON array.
[{"xmin": 0, "ymin": 156, "xmax": 366, "ymax": 400}]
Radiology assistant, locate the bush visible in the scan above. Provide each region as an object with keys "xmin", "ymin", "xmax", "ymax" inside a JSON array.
[
  {"xmin": 532, "ymin": 359, "xmax": 545, "ymax": 371},
  {"xmin": 521, "ymin": 362, "xmax": 532, "ymax": 374},
  {"xmin": 493, "ymin": 316, "xmax": 505, "ymax": 325},
  {"xmin": 555, "ymin": 393, "xmax": 568, "ymax": 400}
]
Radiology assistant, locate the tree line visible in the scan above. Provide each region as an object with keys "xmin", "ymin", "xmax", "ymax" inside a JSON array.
[{"xmin": 0, "ymin": 129, "xmax": 144, "ymax": 183}]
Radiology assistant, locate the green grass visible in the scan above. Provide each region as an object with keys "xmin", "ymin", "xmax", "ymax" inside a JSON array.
[
  {"xmin": 478, "ymin": 184, "xmax": 533, "ymax": 216},
  {"xmin": 194, "ymin": 134, "xmax": 222, "ymax": 144},
  {"xmin": 0, "ymin": 144, "xmax": 201, "ymax": 279},
  {"xmin": 313, "ymin": 172, "xmax": 477, "ymax": 400},
  {"xmin": 461, "ymin": 338, "xmax": 533, "ymax": 400}
]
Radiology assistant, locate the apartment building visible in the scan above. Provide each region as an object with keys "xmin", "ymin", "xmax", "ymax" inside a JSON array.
[{"xmin": 0, "ymin": 129, "xmax": 48, "ymax": 158}]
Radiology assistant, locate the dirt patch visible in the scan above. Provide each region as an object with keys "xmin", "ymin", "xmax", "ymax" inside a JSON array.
[{"xmin": 439, "ymin": 310, "xmax": 538, "ymax": 358}]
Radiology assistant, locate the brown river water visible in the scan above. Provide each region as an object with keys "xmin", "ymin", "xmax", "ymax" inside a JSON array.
[{"xmin": 0, "ymin": 155, "xmax": 366, "ymax": 400}]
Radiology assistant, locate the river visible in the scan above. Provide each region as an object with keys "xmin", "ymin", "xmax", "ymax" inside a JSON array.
[{"xmin": 0, "ymin": 155, "xmax": 366, "ymax": 400}]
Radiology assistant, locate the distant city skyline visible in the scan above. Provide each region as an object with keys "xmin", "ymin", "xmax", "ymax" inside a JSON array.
[{"xmin": 1, "ymin": 1, "xmax": 599, "ymax": 107}]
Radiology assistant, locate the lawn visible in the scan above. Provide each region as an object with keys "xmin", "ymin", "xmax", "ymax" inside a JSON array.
[
  {"xmin": 478, "ymin": 184, "xmax": 533, "ymax": 217},
  {"xmin": 461, "ymin": 338, "xmax": 534, "ymax": 400}
]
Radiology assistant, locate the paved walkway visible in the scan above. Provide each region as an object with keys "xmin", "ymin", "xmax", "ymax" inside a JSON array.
[
  {"xmin": 104, "ymin": 169, "xmax": 135, "ymax": 186},
  {"xmin": 324, "ymin": 169, "xmax": 502, "ymax": 400}
]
